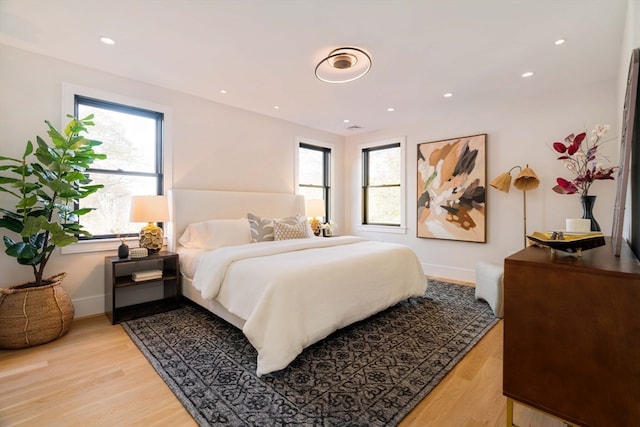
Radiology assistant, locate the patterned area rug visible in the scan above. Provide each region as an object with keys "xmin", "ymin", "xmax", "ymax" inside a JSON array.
[{"xmin": 122, "ymin": 280, "xmax": 498, "ymax": 426}]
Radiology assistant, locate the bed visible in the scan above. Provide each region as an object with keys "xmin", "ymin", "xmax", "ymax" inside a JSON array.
[{"xmin": 168, "ymin": 189, "xmax": 427, "ymax": 376}]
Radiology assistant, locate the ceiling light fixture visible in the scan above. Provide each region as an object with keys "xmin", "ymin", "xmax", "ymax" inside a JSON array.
[
  {"xmin": 522, "ymin": 72, "xmax": 534, "ymax": 78},
  {"xmin": 315, "ymin": 47, "xmax": 372, "ymax": 84},
  {"xmin": 443, "ymin": 93, "xmax": 453, "ymax": 98},
  {"xmin": 387, "ymin": 107, "xmax": 395, "ymax": 112},
  {"xmin": 554, "ymin": 39, "xmax": 566, "ymax": 45}
]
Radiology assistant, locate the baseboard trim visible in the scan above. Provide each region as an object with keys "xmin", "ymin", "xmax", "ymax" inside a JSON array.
[
  {"xmin": 421, "ymin": 262, "xmax": 475, "ymax": 284},
  {"xmin": 72, "ymin": 294, "xmax": 104, "ymax": 318}
]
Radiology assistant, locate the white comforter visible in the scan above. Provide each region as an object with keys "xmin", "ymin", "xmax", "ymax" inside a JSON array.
[{"xmin": 192, "ymin": 236, "xmax": 427, "ymax": 376}]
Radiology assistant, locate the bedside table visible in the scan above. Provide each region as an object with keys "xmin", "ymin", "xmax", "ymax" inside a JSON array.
[{"xmin": 104, "ymin": 251, "xmax": 180, "ymax": 324}]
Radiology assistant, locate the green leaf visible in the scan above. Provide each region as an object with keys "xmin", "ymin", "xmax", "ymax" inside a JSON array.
[
  {"xmin": 49, "ymin": 230, "xmax": 77, "ymax": 247},
  {"xmin": 16, "ymin": 194, "xmax": 38, "ymax": 209},
  {"xmin": 23, "ymin": 140, "xmax": 34, "ymax": 158},
  {"xmin": 0, "ymin": 176, "xmax": 20, "ymax": 184},
  {"xmin": 0, "ymin": 217, "xmax": 24, "ymax": 234},
  {"xmin": 63, "ymin": 171, "xmax": 86, "ymax": 182},
  {"xmin": 0, "ymin": 155, "xmax": 21, "ymax": 162},
  {"xmin": 5, "ymin": 240, "xmax": 37, "ymax": 261},
  {"xmin": 71, "ymin": 208, "xmax": 93, "ymax": 216},
  {"xmin": 3, "ymin": 235, "xmax": 16, "ymax": 248}
]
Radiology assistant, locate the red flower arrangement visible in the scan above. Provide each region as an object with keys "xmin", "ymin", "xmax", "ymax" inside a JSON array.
[{"xmin": 552, "ymin": 124, "xmax": 618, "ymax": 196}]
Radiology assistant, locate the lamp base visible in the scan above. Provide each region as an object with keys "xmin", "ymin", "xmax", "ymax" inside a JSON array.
[
  {"xmin": 309, "ymin": 217, "xmax": 322, "ymax": 236},
  {"xmin": 139, "ymin": 222, "xmax": 163, "ymax": 253}
]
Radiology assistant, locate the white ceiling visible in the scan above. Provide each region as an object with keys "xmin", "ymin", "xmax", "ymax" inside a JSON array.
[{"xmin": 0, "ymin": 0, "xmax": 628, "ymax": 136}]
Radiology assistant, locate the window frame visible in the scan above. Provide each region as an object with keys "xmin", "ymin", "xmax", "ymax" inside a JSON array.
[
  {"xmin": 60, "ymin": 83, "xmax": 173, "ymax": 254},
  {"xmin": 295, "ymin": 138, "xmax": 334, "ymax": 222},
  {"xmin": 74, "ymin": 95, "xmax": 165, "ymax": 240},
  {"xmin": 298, "ymin": 142, "xmax": 332, "ymax": 222},
  {"xmin": 359, "ymin": 137, "xmax": 406, "ymax": 233}
]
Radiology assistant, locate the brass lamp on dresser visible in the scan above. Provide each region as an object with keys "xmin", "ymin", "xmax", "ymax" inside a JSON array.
[{"xmin": 503, "ymin": 237, "xmax": 640, "ymax": 426}]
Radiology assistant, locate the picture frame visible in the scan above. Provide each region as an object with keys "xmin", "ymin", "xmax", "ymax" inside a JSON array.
[
  {"xmin": 612, "ymin": 48, "xmax": 639, "ymax": 257},
  {"xmin": 417, "ymin": 134, "xmax": 486, "ymax": 242}
]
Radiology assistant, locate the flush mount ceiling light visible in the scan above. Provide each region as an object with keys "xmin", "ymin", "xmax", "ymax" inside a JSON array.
[{"xmin": 315, "ymin": 47, "xmax": 372, "ymax": 83}]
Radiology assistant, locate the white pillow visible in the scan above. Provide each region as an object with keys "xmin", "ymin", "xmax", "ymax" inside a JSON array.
[
  {"xmin": 179, "ymin": 218, "xmax": 250, "ymax": 249},
  {"xmin": 299, "ymin": 216, "xmax": 314, "ymax": 238}
]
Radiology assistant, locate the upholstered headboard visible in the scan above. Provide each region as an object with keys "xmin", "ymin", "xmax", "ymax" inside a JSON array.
[{"xmin": 167, "ymin": 189, "xmax": 306, "ymax": 252}]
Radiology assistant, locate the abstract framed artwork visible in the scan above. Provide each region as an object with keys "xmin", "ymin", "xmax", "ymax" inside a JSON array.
[{"xmin": 417, "ymin": 134, "xmax": 487, "ymax": 242}]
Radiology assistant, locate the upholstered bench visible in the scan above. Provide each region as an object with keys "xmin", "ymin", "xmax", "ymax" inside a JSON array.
[{"xmin": 474, "ymin": 262, "xmax": 504, "ymax": 318}]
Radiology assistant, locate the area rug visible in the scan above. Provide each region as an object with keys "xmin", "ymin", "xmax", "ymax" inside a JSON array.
[{"xmin": 122, "ymin": 280, "xmax": 498, "ymax": 426}]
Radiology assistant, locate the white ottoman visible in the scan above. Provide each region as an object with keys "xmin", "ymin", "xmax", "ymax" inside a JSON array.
[{"xmin": 474, "ymin": 262, "xmax": 504, "ymax": 318}]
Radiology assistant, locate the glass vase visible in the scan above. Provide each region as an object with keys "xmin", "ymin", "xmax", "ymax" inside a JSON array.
[{"xmin": 580, "ymin": 195, "xmax": 601, "ymax": 232}]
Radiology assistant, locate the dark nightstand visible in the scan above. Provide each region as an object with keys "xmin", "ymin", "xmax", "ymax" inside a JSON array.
[{"xmin": 104, "ymin": 251, "xmax": 180, "ymax": 324}]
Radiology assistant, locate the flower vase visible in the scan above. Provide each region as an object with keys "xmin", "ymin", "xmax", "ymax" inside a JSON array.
[
  {"xmin": 118, "ymin": 241, "xmax": 129, "ymax": 259},
  {"xmin": 579, "ymin": 195, "xmax": 601, "ymax": 232}
]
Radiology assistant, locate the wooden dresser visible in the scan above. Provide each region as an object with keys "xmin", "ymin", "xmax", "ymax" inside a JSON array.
[{"xmin": 503, "ymin": 237, "xmax": 640, "ymax": 426}]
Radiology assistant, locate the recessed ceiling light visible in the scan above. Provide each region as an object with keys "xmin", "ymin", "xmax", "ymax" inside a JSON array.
[
  {"xmin": 521, "ymin": 72, "xmax": 534, "ymax": 78},
  {"xmin": 220, "ymin": 89, "xmax": 227, "ymax": 94},
  {"xmin": 99, "ymin": 36, "xmax": 115, "ymax": 45},
  {"xmin": 343, "ymin": 119, "xmax": 350, "ymax": 123},
  {"xmin": 443, "ymin": 93, "xmax": 453, "ymax": 98},
  {"xmin": 554, "ymin": 39, "xmax": 566, "ymax": 45},
  {"xmin": 274, "ymin": 105, "xmax": 280, "ymax": 109},
  {"xmin": 387, "ymin": 107, "xmax": 395, "ymax": 112}
]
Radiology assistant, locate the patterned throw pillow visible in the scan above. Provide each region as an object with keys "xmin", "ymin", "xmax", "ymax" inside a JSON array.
[
  {"xmin": 274, "ymin": 220, "xmax": 309, "ymax": 240},
  {"xmin": 247, "ymin": 213, "xmax": 298, "ymax": 242}
]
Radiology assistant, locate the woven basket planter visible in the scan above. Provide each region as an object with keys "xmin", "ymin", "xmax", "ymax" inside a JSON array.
[{"xmin": 0, "ymin": 272, "xmax": 74, "ymax": 349}]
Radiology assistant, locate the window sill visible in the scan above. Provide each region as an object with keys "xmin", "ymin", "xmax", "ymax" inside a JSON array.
[
  {"xmin": 60, "ymin": 237, "xmax": 139, "ymax": 255},
  {"xmin": 357, "ymin": 225, "xmax": 407, "ymax": 235},
  {"xmin": 60, "ymin": 237, "xmax": 168, "ymax": 255}
]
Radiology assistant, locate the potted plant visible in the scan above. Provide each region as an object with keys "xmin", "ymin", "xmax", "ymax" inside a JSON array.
[{"xmin": 0, "ymin": 115, "xmax": 106, "ymax": 348}]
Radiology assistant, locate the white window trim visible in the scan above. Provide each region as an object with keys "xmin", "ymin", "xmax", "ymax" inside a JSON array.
[
  {"xmin": 294, "ymin": 136, "xmax": 335, "ymax": 219},
  {"xmin": 60, "ymin": 83, "xmax": 173, "ymax": 254},
  {"xmin": 357, "ymin": 136, "xmax": 407, "ymax": 234}
]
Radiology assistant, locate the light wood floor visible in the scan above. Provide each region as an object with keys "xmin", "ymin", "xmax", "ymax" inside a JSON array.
[{"xmin": 1, "ymin": 283, "xmax": 566, "ymax": 427}]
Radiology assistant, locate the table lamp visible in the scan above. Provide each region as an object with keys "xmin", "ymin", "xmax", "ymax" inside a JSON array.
[
  {"xmin": 490, "ymin": 165, "xmax": 540, "ymax": 248},
  {"xmin": 130, "ymin": 195, "xmax": 170, "ymax": 253},
  {"xmin": 305, "ymin": 199, "xmax": 325, "ymax": 236}
]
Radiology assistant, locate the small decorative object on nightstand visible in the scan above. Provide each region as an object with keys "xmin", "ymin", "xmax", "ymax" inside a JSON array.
[
  {"xmin": 130, "ymin": 195, "xmax": 170, "ymax": 253},
  {"xmin": 117, "ymin": 237, "xmax": 129, "ymax": 259},
  {"xmin": 321, "ymin": 221, "xmax": 336, "ymax": 237},
  {"xmin": 104, "ymin": 251, "xmax": 180, "ymax": 324}
]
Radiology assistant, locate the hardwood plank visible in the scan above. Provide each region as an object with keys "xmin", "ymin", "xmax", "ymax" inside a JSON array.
[{"xmin": 0, "ymin": 286, "xmax": 566, "ymax": 427}]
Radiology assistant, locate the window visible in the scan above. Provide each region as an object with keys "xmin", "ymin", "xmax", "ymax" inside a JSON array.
[
  {"xmin": 298, "ymin": 142, "xmax": 331, "ymax": 221},
  {"xmin": 74, "ymin": 95, "xmax": 164, "ymax": 239},
  {"xmin": 362, "ymin": 141, "xmax": 403, "ymax": 227}
]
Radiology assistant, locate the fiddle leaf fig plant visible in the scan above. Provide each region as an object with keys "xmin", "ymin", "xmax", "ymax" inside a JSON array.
[{"xmin": 0, "ymin": 115, "xmax": 106, "ymax": 286}]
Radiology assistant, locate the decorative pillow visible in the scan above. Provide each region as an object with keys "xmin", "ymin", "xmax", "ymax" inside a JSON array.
[
  {"xmin": 178, "ymin": 218, "xmax": 250, "ymax": 249},
  {"xmin": 274, "ymin": 220, "xmax": 309, "ymax": 240},
  {"xmin": 298, "ymin": 216, "xmax": 315, "ymax": 238},
  {"xmin": 247, "ymin": 213, "xmax": 298, "ymax": 242}
]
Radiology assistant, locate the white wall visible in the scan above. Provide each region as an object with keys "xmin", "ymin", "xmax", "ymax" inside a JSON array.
[
  {"xmin": 0, "ymin": 44, "xmax": 344, "ymax": 317},
  {"xmin": 344, "ymin": 79, "xmax": 620, "ymax": 282}
]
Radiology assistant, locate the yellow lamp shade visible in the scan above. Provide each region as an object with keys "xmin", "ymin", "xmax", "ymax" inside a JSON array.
[
  {"xmin": 513, "ymin": 166, "xmax": 540, "ymax": 191},
  {"xmin": 489, "ymin": 172, "xmax": 513, "ymax": 193}
]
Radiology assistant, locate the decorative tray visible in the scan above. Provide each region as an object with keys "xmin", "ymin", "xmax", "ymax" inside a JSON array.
[{"xmin": 526, "ymin": 231, "xmax": 605, "ymax": 255}]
